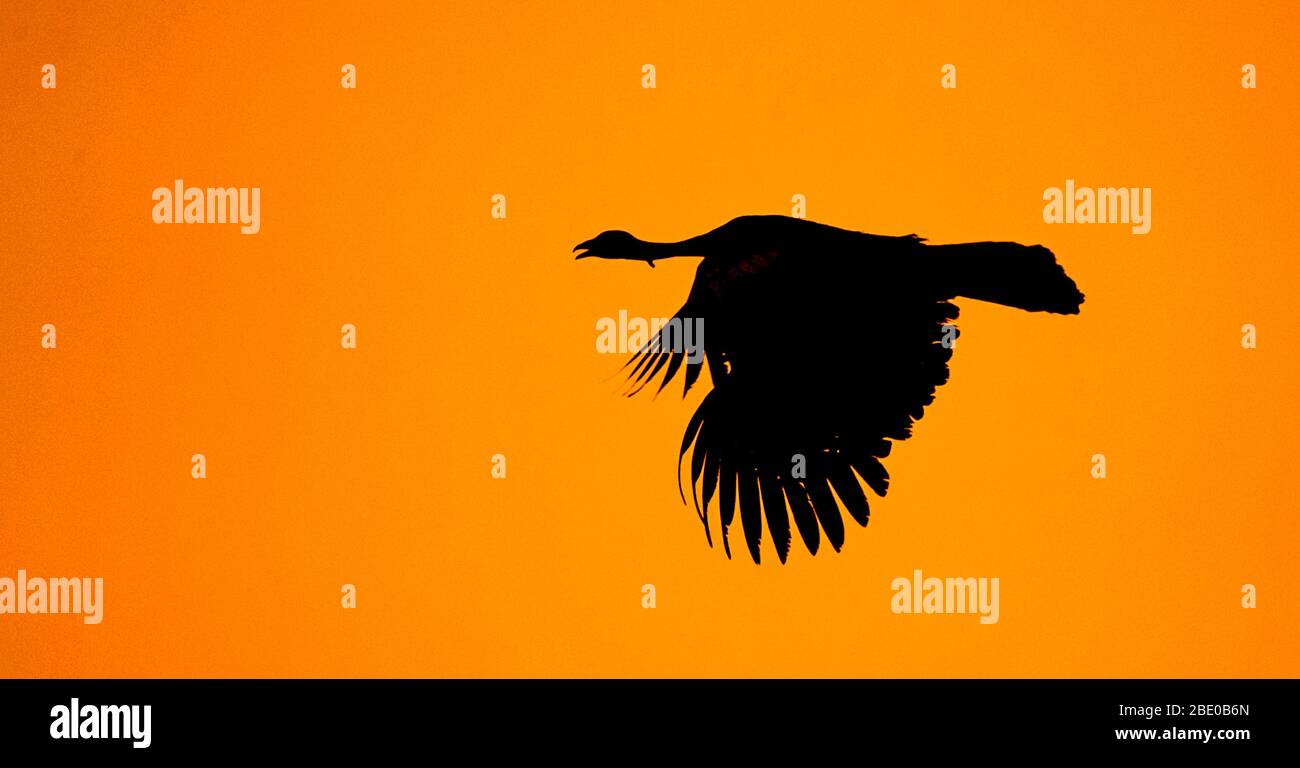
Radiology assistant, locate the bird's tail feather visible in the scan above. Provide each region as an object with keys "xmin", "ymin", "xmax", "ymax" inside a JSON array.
[{"xmin": 929, "ymin": 242, "xmax": 1084, "ymax": 315}]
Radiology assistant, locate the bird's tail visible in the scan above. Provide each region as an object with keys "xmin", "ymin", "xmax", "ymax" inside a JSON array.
[{"xmin": 928, "ymin": 242, "xmax": 1084, "ymax": 315}]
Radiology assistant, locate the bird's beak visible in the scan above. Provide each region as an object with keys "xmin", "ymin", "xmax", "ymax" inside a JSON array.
[{"xmin": 573, "ymin": 239, "xmax": 596, "ymax": 260}]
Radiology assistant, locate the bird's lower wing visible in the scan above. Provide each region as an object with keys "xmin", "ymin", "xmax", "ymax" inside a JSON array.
[{"xmin": 681, "ymin": 299, "xmax": 961, "ymax": 564}]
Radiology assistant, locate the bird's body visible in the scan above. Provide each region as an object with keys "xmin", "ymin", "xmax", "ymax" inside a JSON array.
[{"xmin": 576, "ymin": 215, "xmax": 1083, "ymax": 563}]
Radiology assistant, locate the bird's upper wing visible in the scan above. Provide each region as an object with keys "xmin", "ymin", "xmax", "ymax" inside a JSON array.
[
  {"xmin": 627, "ymin": 232, "xmax": 959, "ymax": 563},
  {"xmin": 619, "ymin": 293, "xmax": 708, "ymax": 398}
]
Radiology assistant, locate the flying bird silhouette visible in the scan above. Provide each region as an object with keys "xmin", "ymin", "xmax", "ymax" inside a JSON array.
[{"xmin": 576, "ymin": 215, "xmax": 1083, "ymax": 564}]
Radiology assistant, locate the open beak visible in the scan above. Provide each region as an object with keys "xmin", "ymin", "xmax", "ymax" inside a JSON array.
[{"xmin": 573, "ymin": 239, "xmax": 596, "ymax": 260}]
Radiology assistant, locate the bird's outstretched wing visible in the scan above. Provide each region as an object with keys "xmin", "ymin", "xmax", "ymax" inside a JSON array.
[
  {"xmin": 619, "ymin": 298, "xmax": 707, "ymax": 398},
  {"xmin": 626, "ymin": 232, "xmax": 958, "ymax": 563}
]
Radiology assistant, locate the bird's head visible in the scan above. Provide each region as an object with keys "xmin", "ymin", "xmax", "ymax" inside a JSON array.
[{"xmin": 574, "ymin": 230, "xmax": 653, "ymax": 266}]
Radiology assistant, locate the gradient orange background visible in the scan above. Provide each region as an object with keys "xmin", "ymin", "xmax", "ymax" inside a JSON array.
[{"xmin": 2, "ymin": 1, "xmax": 1297, "ymax": 677}]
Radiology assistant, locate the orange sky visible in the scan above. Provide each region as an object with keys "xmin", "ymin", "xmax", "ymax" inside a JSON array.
[{"xmin": 1, "ymin": 1, "xmax": 1297, "ymax": 677}]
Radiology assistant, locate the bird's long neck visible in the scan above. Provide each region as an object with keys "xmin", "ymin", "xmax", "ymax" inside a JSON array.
[{"xmin": 634, "ymin": 235, "xmax": 711, "ymax": 263}]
